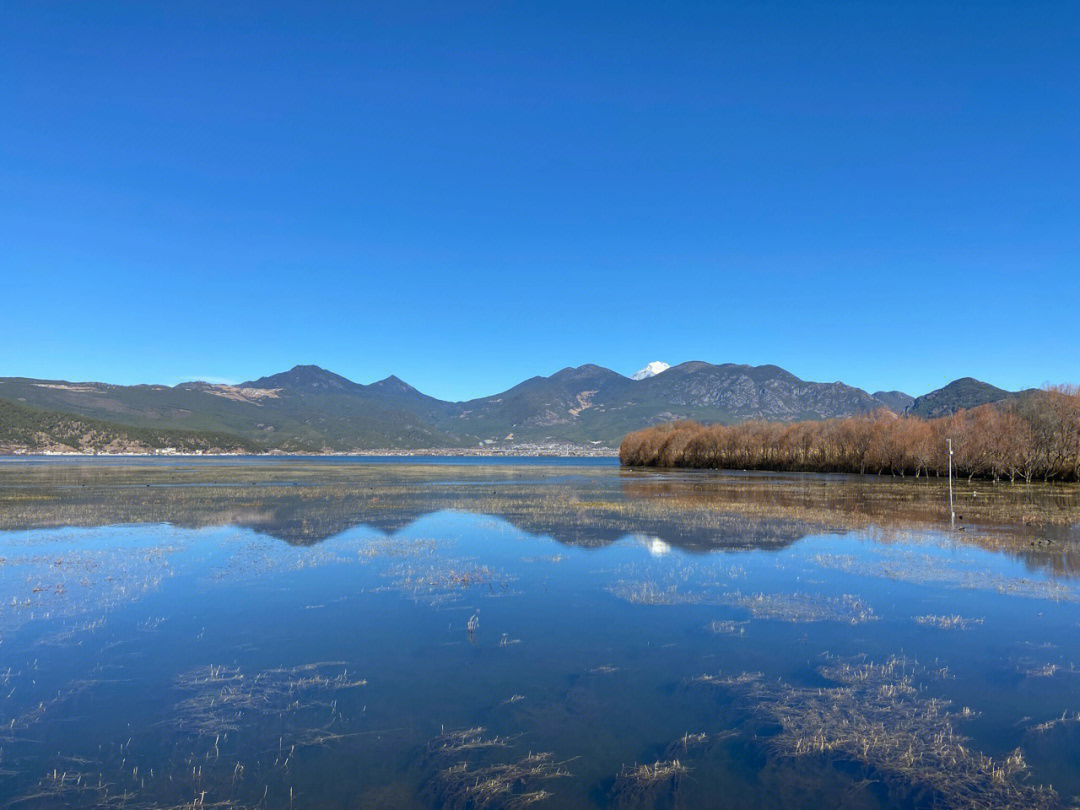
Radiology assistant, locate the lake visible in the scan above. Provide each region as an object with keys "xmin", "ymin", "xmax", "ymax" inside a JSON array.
[{"xmin": 1, "ymin": 458, "xmax": 1078, "ymax": 809}]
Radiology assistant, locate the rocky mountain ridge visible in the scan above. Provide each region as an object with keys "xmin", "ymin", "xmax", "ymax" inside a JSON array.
[{"xmin": 0, "ymin": 362, "xmax": 1034, "ymax": 453}]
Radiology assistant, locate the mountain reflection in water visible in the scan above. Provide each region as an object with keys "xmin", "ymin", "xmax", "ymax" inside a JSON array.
[{"xmin": 0, "ymin": 458, "xmax": 1078, "ymax": 810}]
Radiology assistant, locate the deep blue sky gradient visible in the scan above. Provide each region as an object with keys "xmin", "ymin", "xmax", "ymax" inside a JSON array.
[{"xmin": 2, "ymin": 1, "xmax": 1078, "ymax": 400}]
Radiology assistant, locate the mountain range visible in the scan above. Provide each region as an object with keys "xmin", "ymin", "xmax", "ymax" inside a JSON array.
[{"xmin": 0, "ymin": 363, "xmax": 1037, "ymax": 454}]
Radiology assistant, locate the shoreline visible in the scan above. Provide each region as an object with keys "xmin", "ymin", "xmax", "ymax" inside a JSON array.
[{"xmin": 0, "ymin": 444, "xmax": 619, "ymax": 459}]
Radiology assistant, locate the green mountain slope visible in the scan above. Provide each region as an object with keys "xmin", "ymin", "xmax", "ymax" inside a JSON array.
[
  {"xmin": 905, "ymin": 377, "xmax": 1035, "ymax": 419},
  {"xmin": 0, "ymin": 399, "xmax": 259, "ymax": 454},
  {"xmin": 0, "ymin": 364, "xmax": 1032, "ymax": 453}
]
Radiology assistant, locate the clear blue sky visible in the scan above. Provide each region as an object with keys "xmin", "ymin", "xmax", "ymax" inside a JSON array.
[{"xmin": 3, "ymin": 1, "xmax": 1077, "ymax": 401}]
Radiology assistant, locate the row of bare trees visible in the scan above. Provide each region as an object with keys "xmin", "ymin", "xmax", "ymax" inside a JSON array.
[{"xmin": 619, "ymin": 386, "xmax": 1080, "ymax": 482}]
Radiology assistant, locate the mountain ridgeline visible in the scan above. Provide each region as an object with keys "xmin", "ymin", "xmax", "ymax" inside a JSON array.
[{"xmin": 0, "ymin": 362, "xmax": 1038, "ymax": 453}]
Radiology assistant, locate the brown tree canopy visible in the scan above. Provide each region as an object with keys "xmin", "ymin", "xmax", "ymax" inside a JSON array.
[{"xmin": 619, "ymin": 387, "xmax": 1080, "ymax": 483}]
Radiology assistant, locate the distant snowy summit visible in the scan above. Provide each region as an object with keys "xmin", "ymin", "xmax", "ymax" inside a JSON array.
[{"xmin": 631, "ymin": 361, "xmax": 670, "ymax": 381}]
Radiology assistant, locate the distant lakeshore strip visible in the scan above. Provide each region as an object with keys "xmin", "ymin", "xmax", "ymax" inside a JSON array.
[{"xmin": 1, "ymin": 442, "xmax": 619, "ymax": 459}]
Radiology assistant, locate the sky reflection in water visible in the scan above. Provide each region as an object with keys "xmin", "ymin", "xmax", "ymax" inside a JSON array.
[{"xmin": 1, "ymin": 461, "xmax": 1078, "ymax": 809}]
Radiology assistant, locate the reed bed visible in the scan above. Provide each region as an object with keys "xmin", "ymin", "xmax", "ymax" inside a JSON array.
[{"xmin": 619, "ymin": 391, "xmax": 1080, "ymax": 483}]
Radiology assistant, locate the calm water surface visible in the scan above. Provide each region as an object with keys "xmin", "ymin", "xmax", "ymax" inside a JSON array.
[{"xmin": 1, "ymin": 459, "xmax": 1078, "ymax": 809}]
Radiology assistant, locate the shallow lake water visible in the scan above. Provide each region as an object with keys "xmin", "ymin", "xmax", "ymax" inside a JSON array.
[{"xmin": 1, "ymin": 458, "xmax": 1078, "ymax": 809}]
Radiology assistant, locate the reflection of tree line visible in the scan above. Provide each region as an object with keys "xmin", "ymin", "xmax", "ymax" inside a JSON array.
[
  {"xmin": 0, "ymin": 462, "xmax": 1076, "ymax": 576},
  {"xmin": 618, "ymin": 474, "xmax": 1079, "ymax": 529},
  {"xmin": 620, "ymin": 387, "xmax": 1080, "ymax": 482},
  {"xmin": 618, "ymin": 474, "xmax": 1080, "ymax": 577}
]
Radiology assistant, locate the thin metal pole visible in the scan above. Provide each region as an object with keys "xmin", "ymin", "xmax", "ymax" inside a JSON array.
[{"xmin": 947, "ymin": 438, "xmax": 955, "ymax": 525}]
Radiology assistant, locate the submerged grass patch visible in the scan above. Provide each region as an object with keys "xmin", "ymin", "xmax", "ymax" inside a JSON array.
[
  {"xmin": 724, "ymin": 591, "xmax": 878, "ymax": 624},
  {"xmin": 693, "ymin": 655, "xmax": 1060, "ymax": 810},
  {"xmin": 609, "ymin": 576, "xmax": 880, "ymax": 624},
  {"xmin": 378, "ymin": 560, "xmax": 517, "ymax": 606},
  {"xmin": 610, "ymin": 759, "xmax": 689, "ymax": 809},
  {"xmin": 172, "ymin": 662, "xmax": 366, "ymax": 751},
  {"xmin": 423, "ymin": 727, "xmax": 571, "ymax": 809}
]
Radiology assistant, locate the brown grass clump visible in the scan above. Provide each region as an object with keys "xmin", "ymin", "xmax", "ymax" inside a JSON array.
[
  {"xmin": 424, "ymin": 727, "xmax": 571, "ymax": 809},
  {"xmin": 693, "ymin": 655, "xmax": 1060, "ymax": 809},
  {"xmin": 610, "ymin": 760, "xmax": 689, "ymax": 808}
]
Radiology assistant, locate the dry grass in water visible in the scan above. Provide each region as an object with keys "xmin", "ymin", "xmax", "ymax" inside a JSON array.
[
  {"xmin": 424, "ymin": 727, "xmax": 571, "ymax": 809},
  {"xmin": 607, "ymin": 580, "xmax": 706, "ymax": 606},
  {"xmin": 610, "ymin": 759, "xmax": 689, "ymax": 809},
  {"xmin": 662, "ymin": 730, "xmax": 738, "ymax": 758},
  {"xmin": 1029, "ymin": 712, "xmax": 1080, "ymax": 735},
  {"xmin": 0, "ymin": 545, "xmax": 176, "ymax": 634},
  {"xmin": 608, "ymin": 563, "xmax": 879, "ymax": 624},
  {"xmin": 693, "ymin": 655, "xmax": 1060, "ymax": 809},
  {"xmin": 707, "ymin": 620, "xmax": 748, "ymax": 636},
  {"xmin": 356, "ymin": 538, "xmax": 438, "ymax": 560},
  {"xmin": 172, "ymin": 662, "xmax": 365, "ymax": 752},
  {"xmin": 7, "ymin": 761, "xmax": 258, "ymax": 810},
  {"xmin": 3, "ymin": 678, "xmax": 99, "ymax": 740},
  {"xmin": 12, "ymin": 768, "xmax": 112, "ymax": 807},
  {"xmin": 378, "ymin": 561, "xmax": 516, "ymax": 606},
  {"xmin": 723, "ymin": 591, "xmax": 877, "ymax": 624},
  {"xmin": 913, "ymin": 614, "xmax": 985, "ymax": 630},
  {"xmin": 1017, "ymin": 661, "xmax": 1079, "ymax": 679}
]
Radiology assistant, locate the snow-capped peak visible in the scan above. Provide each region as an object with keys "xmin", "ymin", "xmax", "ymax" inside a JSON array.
[{"xmin": 631, "ymin": 361, "xmax": 670, "ymax": 381}]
